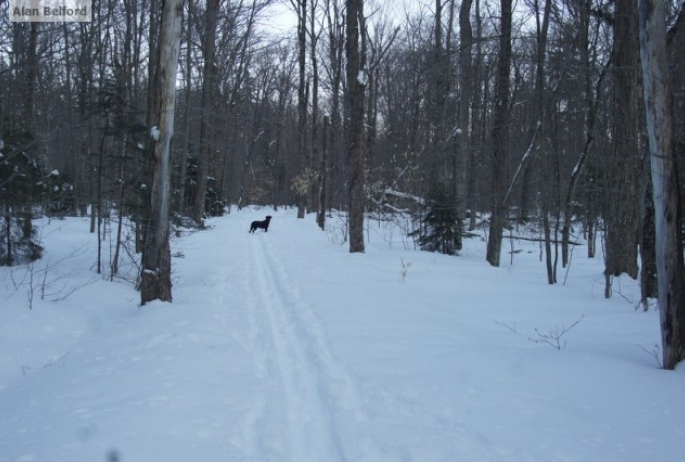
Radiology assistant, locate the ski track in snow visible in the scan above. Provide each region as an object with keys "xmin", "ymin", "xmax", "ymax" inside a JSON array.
[
  {"xmin": 230, "ymin": 220, "xmax": 496, "ymax": 462},
  {"xmin": 241, "ymin": 231, "xmax": 351, "ymax": 461}
]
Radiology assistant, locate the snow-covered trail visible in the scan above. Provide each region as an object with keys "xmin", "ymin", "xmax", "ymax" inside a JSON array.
[
  {"xmin": 230, "ymin": 211, "xmax": 386, "ymax": 461},
  {"xmin": 227, "ymin": 210, "xmax": 495, "ymax": 462},
  {"xmin": 242, "ymin": 229, "xmax": 346, "ymax": 461}
]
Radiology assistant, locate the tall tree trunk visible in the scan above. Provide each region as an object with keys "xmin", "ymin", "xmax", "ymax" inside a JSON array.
[
  {"xmin": 485, "ymin": 0, "xmax": 512, "ymax": 267},
  {"xmin": 346, "ymin": 0, "xmax": 366, "ymax": 253},
  {"xmin": 467, "ymin": 0, "xmax": 482, "ymax": 232},
  {"xmin": 310, "ymin": 0, "xmax": 320, "ymax": 219},
  {"xmin": 296, "ymin": 0, "xmax": 308, "ymax": 219},
  {"xmin": 141, "ymin": 0, "xmax": 184, "ymax": 305},
  {"xmin": 325, "ymin": 0, "xmax": 344, "ymax": 211},
  {"xmin": 529, "ymin": 0, "xmax": 552, "ymax": 282},
  {"xmin": 270, "ymin": 69, "xmax": 291, "ymax": 207},
  {"xmin": 427, "ymin": 0, "xmax": 449, "ymax": 185},
  {"xmin": 178, "ymin": 0, "xmax": 195, "ymax": 216},
  {"xmin": 604, "ymin": 0, "xmax": 641, "ymax": 293},
  {"xmin": 457, "ymin": 0, "xmax": 473, "ymax": 216},
  {"xmin": 317, "ymin": 115, "xmax": 330, "ymax": 230},
  {"xmin": 191, "ymin": 0, "xmax": 220, "ymax": 225},
  {"xmin": 638, "ymin": 0, "xmax": 685, "ymax": 370}
]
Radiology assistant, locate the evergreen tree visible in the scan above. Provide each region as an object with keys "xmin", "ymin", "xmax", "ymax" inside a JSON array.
[
  {"xmin": 0, "ymin": 134, "xmax": 44, "ymax": 266},
  {"xmin": 412, "ymin": 182, "xmax": 463, "ymax": 256}
]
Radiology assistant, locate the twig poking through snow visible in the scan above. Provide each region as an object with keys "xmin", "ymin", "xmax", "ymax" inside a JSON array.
[
  {"xmin": 637, "ymin": 344, "xmax": 663, "ymax": 369},
  {"xmin": 529, "ymin": 315, "xmax": 585, "ymax": 350},
  {"xmin": 400, "ymin": 257, "xmax": 411, "ymax": 283},
  {"xmin": 493, "ymin": 320, "xmax": 518, "ymax": 334}
]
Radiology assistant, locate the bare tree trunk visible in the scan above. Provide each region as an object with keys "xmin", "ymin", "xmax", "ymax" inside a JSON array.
[
  {"xmin": 485, "ymin": 0, "xmax": 512, "ymax": 267},
  {"xmin": 317, "ymin": 115, "xmax": 330, "ymax": 230},
  {"xmin": 324, "ymin": 0, "xmax": 344, "ymax": 211},
  {"xmin": 430, "ymin": 0, "xmax": 447, "ymax": 180},
  {"xmin": 528, "ymin": 0, "xmax": 552, "ymax": 282},
  {"xmin": 457, "ymin": 0, "xmax": 473, "ymax": 216},
  {"xmin": 191, "ymin": 0, "xmax": 220, "ymax": 225},
  {"xmin": 542, "ymin": 198, "xmax": 554, "ymax": 284},
  {"xmin": 271, "ymin": 64, "xmax": 292, "ymax": 207},
  {"xmin": 296, "ymin": 0, "xmax": 308, "ymax": 218},
  {"xmin": 604, "ymin": 0, "xmax": 640, "ymax": 289},
  {"xmin": 141, "ymin": 0, "xmax": 184, "ymax": 305},
  {"xmin": 310, "ymin": 0, "xmax": 320, "ymax": 219},
  {"xmin": 346, "ymin": 0, "xmax": 366, "ymax": 253},
  {"xmin": 177, "ymin": 0, "xmax": 195, "ymax": 216},
  {"xmin": 638, "ymin": 0, "xmax": 685, "ymax": 370},
  {"xmin": 467, "ymin": 0, "xmax": 482, "ymax": 232},
  {"xmin": 112, "ymin": 137, "xmax": 127, "ymax": 279}
]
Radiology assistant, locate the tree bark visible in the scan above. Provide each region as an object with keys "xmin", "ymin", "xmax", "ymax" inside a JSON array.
[
  {"xmin": 310, "ymin": 0, "xmax": 320, "ymax": 220},
  {"xmin": 178, "ymin": 0, "xmax": 195, "ymax": 216},
  {"xmin": 141, "ymin": 0, "xmax": 184, "ymax": 305},
  {"xmin": 529, "ymin": 0, "xmax": 552, "ymax": 282},
  {"xmin": 467, "ymin": 0, "xmax": 483, "ymax": 232},
  {"xmin": 457, "ymin": 0, "xmax": 473, "ymax": 215},
  {"xmin": 296, "ymin": 0, "xmax": 308, "ymax": 219},
  {"xmin": 346, "ymin": 0, "xmax": 366, "ymax": 253},
  {"xmin": 637, "ymin": 0, "xmax": 685, "ymax": 370},
  {"xmin": 191, "ymin": 0, "xmax": 220, "ymax": 225},
  {"xmin": 317, "ymin": 115, "xmax": 330, "ymax": 230},
  {"xmin": 324, "ymin": 0, "xmax": 345, "ymax": 211},
  {"xmin": 640, "ymin": 151, "xmax": 657, "ymax": 309},
  {"xmin": 485, "ymin": 0, "xmax": 512, "ymax": 267},
  {"xmin": 604, "ymin": 0, "xmax": 640, "ymax": 288}
]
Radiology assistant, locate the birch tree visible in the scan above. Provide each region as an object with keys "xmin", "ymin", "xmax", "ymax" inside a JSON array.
[
  {"xmin": 140, "ymin": 0, "xmax": 184, "ymax": 305},
  {"xmin": 637, "ymin": 0, "xmax": 685, "ymax": 370}
]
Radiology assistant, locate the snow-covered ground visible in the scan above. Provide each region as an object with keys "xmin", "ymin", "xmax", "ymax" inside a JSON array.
[{"xmin": 0, "ymin": 208, "xmax": 683, "ymax": 462}]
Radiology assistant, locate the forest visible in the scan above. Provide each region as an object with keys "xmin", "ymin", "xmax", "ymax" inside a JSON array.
[{"xmin": 1, "ymin": 0, "xmax": 685, "ymax": 367}]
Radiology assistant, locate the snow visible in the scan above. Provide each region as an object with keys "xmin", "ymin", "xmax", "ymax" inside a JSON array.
[
  {"xmin": 357, "ymin": 70, "xmax": 368, "ymax": 86},
  {"xmin": 1, "ymin": 208, "xmax": 684, "ymax": 462},
  {"xmin": 384, "ymin": 188, "xmax": 424, "ymax": 205}
]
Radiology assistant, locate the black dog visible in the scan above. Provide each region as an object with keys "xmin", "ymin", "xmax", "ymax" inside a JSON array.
[{"xmin": 249, "ymin": 215, "xmax": 272, "ymax": 233}]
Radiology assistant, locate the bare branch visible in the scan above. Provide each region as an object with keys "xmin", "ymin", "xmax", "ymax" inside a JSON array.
[{"xmin": 529, "ymin": 315, "xmax": 585, "ymax": 350}]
